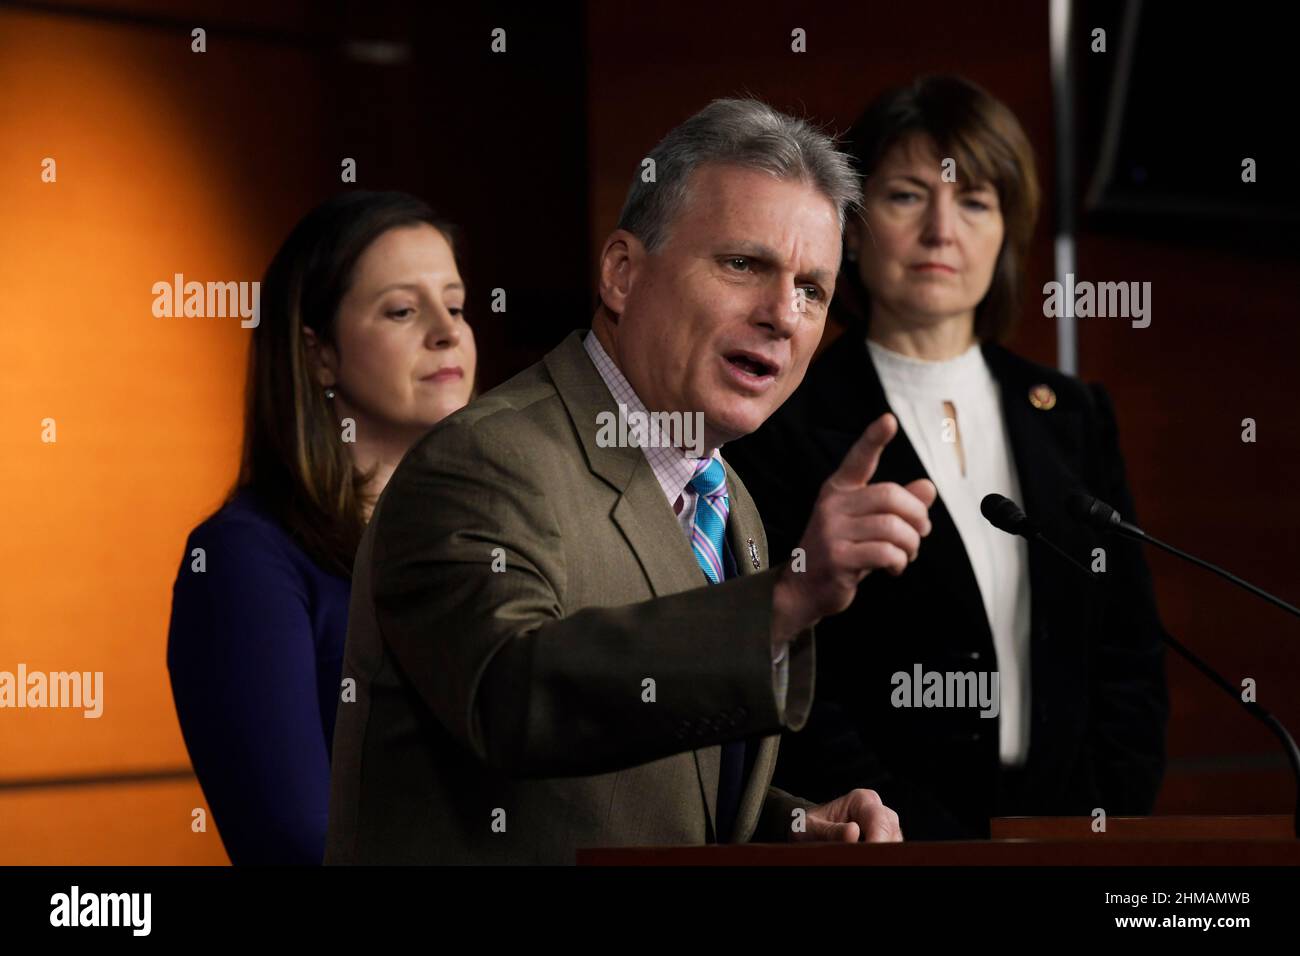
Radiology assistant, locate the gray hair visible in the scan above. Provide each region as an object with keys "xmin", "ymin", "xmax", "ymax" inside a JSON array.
[{"xmin": 616, "ymin": 97, "xmax": 860, "ymax": 252}]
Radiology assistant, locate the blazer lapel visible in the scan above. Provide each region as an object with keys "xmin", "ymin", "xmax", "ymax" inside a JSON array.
[
  {"xmin": 546, "ymin": 330, "xmax": 703, "ymax": 598},
  {"xmin": 545, "ymin": 329, "xmax": 731, "ymax": 840},
  {"xmin": 982, "ymin": 345, "xmax": 1089, "ymax": 773},
  {"xmin": 719, "ymin": 462, "xmax": 778, "ymax": 842},
  {"xmin": 810, "ymin": 332, "xmax": 992, "ymax": 642},
  {"xmin": 679, "ymin": 452, "xmax": 782, "ymax": 841},
  {"xmin": 983, "ymin": 345, "xmax": 1060, "ymax": 528}
]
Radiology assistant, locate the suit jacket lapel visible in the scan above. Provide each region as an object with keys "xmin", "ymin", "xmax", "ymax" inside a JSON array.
[
  {"xmin": 982, "ymin": 344, "xmax": 1088, "ymax": 773},
  {"xmin": 720, "ymin": 462, "xmax": 780, "ymax": 842},
  {"xmin": 546, "ymin": 331, "xmax": 704, "ymax": 598},
  {"xmin": 984, "ymin": 345, "xmax": 1057, "ymax": 526},
  {"xmin": 810, "ymin": 332, "xmax": 992, "ymax": 642},
  {"xmin": 677, "ymin": 448, "xmax": 782, "ymax": 841},
  {"xmin": 546, "ymin": 329, "xmax": 738, "ymax": 840}
]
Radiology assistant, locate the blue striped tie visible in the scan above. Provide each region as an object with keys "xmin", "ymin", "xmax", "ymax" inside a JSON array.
[
  {"xmin": 688, "ymin": 457, "xmax": 748, "ymax": 842},
  {"xmin": 689, "ymin": 457, "xmax": 729, "ymax": 584}
]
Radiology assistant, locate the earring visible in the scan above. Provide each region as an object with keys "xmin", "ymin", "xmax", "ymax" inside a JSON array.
[{"xmin": 325, "ymin": 387, "xmax": 336, "ymax": 400}]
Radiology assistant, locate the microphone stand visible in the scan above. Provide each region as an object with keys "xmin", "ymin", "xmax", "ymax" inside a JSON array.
[
  {"xmin": 1066, "ymin": 499, "xmax": 1300, "ymax": 838},
  {"xmin": 1108, "ymin": 523, "xmax": 1300, "ymax": 621},
  {"xmin": 1158, "ymin": 630, "xmax": 1300, "ymax": 840}
]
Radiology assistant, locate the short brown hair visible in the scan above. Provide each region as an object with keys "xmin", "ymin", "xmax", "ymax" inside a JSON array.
[{"xmin": 835, "ymin": 75, "xmax": 1040, "ymax": 343}]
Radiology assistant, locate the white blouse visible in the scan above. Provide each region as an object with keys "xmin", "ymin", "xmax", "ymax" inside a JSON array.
[{"xmin": 867, "ymin": 338, "xmax": 1033, "ymax": 766}]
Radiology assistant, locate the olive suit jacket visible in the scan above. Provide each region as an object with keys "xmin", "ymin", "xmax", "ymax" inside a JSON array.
[{"xmin": 325, "ymin": 329, "xmax": 817, "ymax": 864}]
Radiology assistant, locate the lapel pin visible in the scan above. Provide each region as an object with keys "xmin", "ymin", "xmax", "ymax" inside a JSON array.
[
  {"xmin": 1028, "ymin": 384, "xmax": 1057, "ymax": 411},
  {"xmin": 747, "ymin": 537, "xmax": 761, "ymax": 570}
]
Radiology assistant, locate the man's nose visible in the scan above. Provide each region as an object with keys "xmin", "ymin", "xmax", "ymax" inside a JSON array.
[{"xmin": 753, "ymin": 282, "xmax": 800, "ymax": 337}]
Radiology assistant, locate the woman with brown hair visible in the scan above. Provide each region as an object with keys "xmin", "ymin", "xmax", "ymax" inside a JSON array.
[
  {"xmin": 726, "ymin": 76, "xmax": 1168, "ymax": 839},
  {"xmin": 166, "ymin": 191, "xmax": 476, "ymax": 863}
]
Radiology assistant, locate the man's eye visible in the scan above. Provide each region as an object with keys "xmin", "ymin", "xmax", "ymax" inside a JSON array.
[
  {"xmin": 799, "ymin": 286, "xmax": 822, "ymax": 302},
  {"xmin": 725, "ymin": 257, "xmax": 751, "ymax": 271}
]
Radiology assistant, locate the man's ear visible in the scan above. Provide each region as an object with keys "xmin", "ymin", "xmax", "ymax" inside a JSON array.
[
  {"xmin": 301, "ymin": 326, "xmax": 338, "ymax": 388},
  {"xmin": 597, "ymin": 229, "xmax": 644, "ymax": 317}
]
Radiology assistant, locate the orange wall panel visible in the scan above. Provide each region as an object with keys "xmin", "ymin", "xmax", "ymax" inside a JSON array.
[{"xmin": 0, "ymin": 7, "xmax": 326, "ymax": 862}]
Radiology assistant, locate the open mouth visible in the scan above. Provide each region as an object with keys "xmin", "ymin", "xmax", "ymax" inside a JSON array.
[{"xmin": 724, "ymin": 352, "xmax": 778, "ymax": 379}]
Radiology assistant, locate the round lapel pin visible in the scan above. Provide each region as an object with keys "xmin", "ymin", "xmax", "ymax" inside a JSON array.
[{"xmin": 1028, "ymin": 384, "xmax": 1057, "ymax": 410}]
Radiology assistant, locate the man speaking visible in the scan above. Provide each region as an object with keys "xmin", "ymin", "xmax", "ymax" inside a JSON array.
[{"xmin": 325, "ymin": 98, "xmax": 937, "ymax": 864}]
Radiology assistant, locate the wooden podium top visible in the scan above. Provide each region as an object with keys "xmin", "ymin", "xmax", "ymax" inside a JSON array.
[
  {"xmin": 990, "ymin": 814, "xmax": 1294, "ymax": 840},
  {"xmin": 577, "ymin": 816, "xmax": 1299, "ymax": 866}
]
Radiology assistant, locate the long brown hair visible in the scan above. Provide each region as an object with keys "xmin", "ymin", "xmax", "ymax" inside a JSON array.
[
  {"xmin": 233, "ymin": 191, "xmax": 458, "ymax": 578},
  {"xmin": 836, "ymin": 74, "xmax": 1041, "ymax": 343}
]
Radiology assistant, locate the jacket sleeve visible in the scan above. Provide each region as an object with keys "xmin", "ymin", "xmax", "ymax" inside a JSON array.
[
  {"xmin": 1074, "ymin": 383, "xmax": 1170, "ymax": 813},
  {"xmin": 755, "ymin": 785, "xmax": 820, "ymax": 842},
  {"xmin": 369, "ymin": 413, "xmax": 815, "ymax": 780},
  {"xmin": 166, "ymin": 517, "xmax": 332, "ymax": 864}
]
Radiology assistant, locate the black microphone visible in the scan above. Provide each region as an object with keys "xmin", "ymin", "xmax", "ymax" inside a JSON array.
[
  {"xmin": 1059, "ymin": 493, "xmax": 1300, "ymax": 837},
  {"xmin": 980, "ymin": 492, "xmax": 1039, "ymax": 537},
  {"xmin": 1066, "ymin": 493, "xmax": 1300, "ymax": 620},
  {"xmin": 980, "ymin": 493, "xmax": 1095, "ymax": 579}
]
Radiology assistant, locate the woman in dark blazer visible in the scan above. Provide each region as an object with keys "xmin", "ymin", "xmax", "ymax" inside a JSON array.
[
  {"xmin": 726, "ymin": 76, "xmax": 1168, "ymax": 840},
  {"xmin": 166, "ymin": 192, "xmax": 477, "ymax": 863}
]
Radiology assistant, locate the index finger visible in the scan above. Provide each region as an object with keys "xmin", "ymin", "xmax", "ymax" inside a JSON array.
[{"xmin": 830, "ymin": 413, "xmax": 898, "ymax": 489}]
